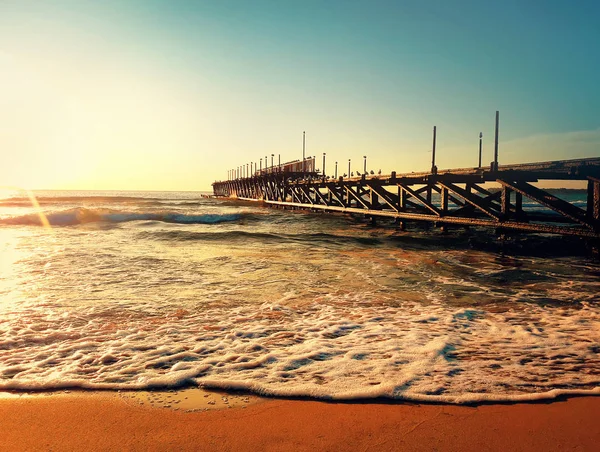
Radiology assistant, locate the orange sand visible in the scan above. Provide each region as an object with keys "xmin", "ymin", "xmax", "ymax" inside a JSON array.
[{"xmin": 0, "ymin": 393, "xmax": 599, "ymax": 451}]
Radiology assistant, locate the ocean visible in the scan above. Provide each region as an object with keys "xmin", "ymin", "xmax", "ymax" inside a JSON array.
[{"xmin": 0, "ymin": 189, "xmax": 598, "ymax": 404}]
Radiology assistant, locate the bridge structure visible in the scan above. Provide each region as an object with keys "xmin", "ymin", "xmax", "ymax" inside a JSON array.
[{"xmin": 212, "ymin": 157, "xmax": 600, "ymax": 239}]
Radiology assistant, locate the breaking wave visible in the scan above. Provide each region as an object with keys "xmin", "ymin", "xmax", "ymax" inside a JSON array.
[{"xmin": 0, "ymin": 208, "xmax": 243, "ymax": 226}]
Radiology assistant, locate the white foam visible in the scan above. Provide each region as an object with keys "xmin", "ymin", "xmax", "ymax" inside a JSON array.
[{"xmin": 1, "ymin": 298, "xmax": 599, "ymax": 403}]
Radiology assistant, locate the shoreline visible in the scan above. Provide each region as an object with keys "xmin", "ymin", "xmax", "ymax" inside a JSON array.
[{"xmin": 1, "ymin": 390, "xmax": 598, "ymax": 451}]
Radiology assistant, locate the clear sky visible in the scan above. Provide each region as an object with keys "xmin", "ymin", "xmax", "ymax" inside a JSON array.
[{"xmin": 1, "ymin": 0, "xmax": 598, "ymax": 191}]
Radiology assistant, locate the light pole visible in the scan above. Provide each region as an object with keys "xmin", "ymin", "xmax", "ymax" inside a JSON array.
[
  {"xmin": 363, "ymin": 155, "xmax": 367, "ymax": 174},
  {"xmin": 478, "ymin": 132, "xmax": 483, "ymax": 168},
  {"xmin": 431, "ymin": 126, "xmax": 437, "ymax": 173},
  {"xmin": 278, "ymin": 154, "xmax": 281, "ymax": 172},
  {"xmin": 302, "ymin": 131, "xmax": 306, "ymax": 172},
  {"xmin": 493, "ymin": 111, "xmax": 499, "ymax": 171},
  {"xmin": 335, "ymin": 161, "xmax": 338, "ymax": 178},
  {"xmin": 348, "ymin": 159, "xmax": 351, "ymax": 178},
  {"xmin": 271, "ymin": 154, "xmax": 274, "ymax": 168},
  {"xmin": 322, "ymin": 153, "xmax": 326, "ymax": 178}
]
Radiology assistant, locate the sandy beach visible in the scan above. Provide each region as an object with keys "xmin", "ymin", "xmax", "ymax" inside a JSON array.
[{"xmin": 1, "ymin": 391, "xmax": 598, "ymax": 451}]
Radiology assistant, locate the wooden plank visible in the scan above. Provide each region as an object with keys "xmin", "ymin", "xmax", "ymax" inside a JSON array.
[
  {"xmin": 439, "ymin": 182, "xmax": 501, "ymax": 220},
  {"xmin": 497, "ymin": 179, "xmax": 591, "ymax": 229},
  {"xmin": 368, "ymin": 185, "xmax": 400, "ymax": 212},
  {"xmin": 327, "ymin": 185, "xmax": 346, "ymax": 207},
  {"xmin": 398, "ymin": 184, "xmax": 441, "ymax": 216},
  {"xmin": 260, "ymin": 200, "xmax": 600, "ymax": 238},
  {"xmin": 346, "ymin": 186, "xmax": 370, "ymax": 209}
]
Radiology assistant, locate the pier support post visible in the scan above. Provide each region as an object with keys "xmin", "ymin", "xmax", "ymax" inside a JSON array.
[
  {"xmin": 441, "ymin": 187, "xmax": 449, "ymax": 215},
  {"xmin": 398, "ymin": 186, "xmax": 407, "ymax": 211},
  {"xmin": 587, "ymin": 177, "xmax": 600, "ymax": 230},
  {"xmin": 501, "ymin": 187, "xmax": 512, "ymax": 218},
  {"xmin": 370, "ymin": 189, "xmax": 379, "ymax": 210},
  {"xmin": 394, "ymin": 218, "xmax": 406, "ymax": 231},
  {"xmin": 515, "ymin": 192, "xmax": 523, "ymax": 219}
]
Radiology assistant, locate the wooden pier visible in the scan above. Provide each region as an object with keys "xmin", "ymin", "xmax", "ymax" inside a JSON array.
[{"xmin": 212, "ymin": 157, "xmax": 600, "ymax": 239}]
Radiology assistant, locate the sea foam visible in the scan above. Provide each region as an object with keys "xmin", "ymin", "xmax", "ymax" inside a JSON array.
[{"xmin": 1, "ymin": 297, "xmax": 598, "ymax": 404}]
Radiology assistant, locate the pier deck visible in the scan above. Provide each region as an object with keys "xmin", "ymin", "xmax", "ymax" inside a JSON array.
[{"xmin": 213, "ymin": 157, "xmax": 600, "ymax": 239}]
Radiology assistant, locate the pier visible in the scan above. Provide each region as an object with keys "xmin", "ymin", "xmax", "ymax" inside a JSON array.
[{"xmin": 213, "ymin": 156, "xmax": 600, "ymax": 239}]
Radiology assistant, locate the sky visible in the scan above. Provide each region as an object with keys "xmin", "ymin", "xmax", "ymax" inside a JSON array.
[{"xmin": 0, "ymin": 0, "xmax": 598, "ymax": 191}]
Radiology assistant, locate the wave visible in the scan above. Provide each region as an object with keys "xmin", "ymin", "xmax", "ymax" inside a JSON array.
[
  {"xmin": 0, "ymin": 196, "xmax": 216, "ymax": 209},
  {"xmin": 0, "ymin": 208, "xmax": 243, "ymax": 226},
  {"xmin": 0, "ymin": 195, "xmax": 168, "ymax": 206},
  {"xmin": 1, "ymin": 378, "xmax": 598, "ymax": 405},
  {"xmin": 137, "ymin": 229, "xmax": 384, "ymax": 246}
]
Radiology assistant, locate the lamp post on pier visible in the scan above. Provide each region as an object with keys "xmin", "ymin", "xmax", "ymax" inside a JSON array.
[
  {"xmin": 271, "ymin": 154, "xmax": 274, "ymax": 169},
  {"xmin": 493, "ymin": 111, "xmax": 499, "ymax": 171},
  {"xmin": 348, "ymin": 159, "xmax": 351, "ymax": 178},
  {"xmin": 363, "ymin": 155, "xmax": 367, "ymax": 174},
  {"xmin": 302, "ymin": 131, "xmax": 306, "ymax": 172},
  {"xmin": 431, "ymin": 126, "xmax": 437, "ymax": 174},
  {"xmin": 335, "ymin": 161, "xmax": 338, "ymax": 179},
  {"xmin": 322, "ymin": 153, "xmax": 326, "ymax": 179},
  {"xmin": 479, "ymin": 132, "xmax": 483, "ymax": 168}
]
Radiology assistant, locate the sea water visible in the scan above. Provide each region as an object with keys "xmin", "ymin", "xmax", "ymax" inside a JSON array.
[{"xmin": 0, "ymin": 190, "xmax": 598, "ymax": 403}]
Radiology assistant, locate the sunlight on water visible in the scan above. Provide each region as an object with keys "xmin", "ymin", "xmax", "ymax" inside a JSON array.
[{"xmin": 0, "ymin": 190, "xmax": 598, "ymax": 403}]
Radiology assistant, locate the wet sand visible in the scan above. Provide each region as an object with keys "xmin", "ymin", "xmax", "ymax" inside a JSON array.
[{"xmin": 1, "ymin": 391, "xmax": 599, "ymax": 451}]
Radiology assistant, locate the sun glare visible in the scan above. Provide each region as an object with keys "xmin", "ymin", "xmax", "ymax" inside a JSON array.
[{"xmin": 0, "ymin": 185, "xmax": 51, "ymax": 228}]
